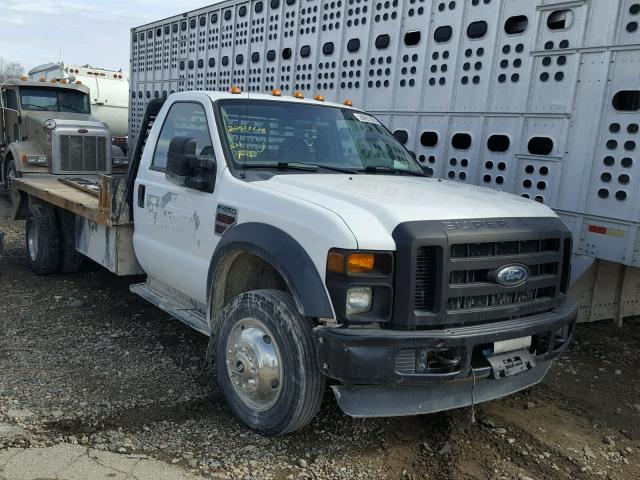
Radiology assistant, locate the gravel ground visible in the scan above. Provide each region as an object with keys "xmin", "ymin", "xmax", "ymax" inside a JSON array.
[{"xmin": 1, "ymin": 196, "xmax": 639, "ymax": 479}]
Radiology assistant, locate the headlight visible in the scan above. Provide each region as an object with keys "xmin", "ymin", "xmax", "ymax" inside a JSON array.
[
  {"xmin": 26, "ymin": 155, "xmax": 48, "ymax": 165},
  {"xmin": 44, "ymin": 119, "xmax": 56, "ymax": 130},
  {"xmin": 346, "ymin": 287, "xmax": 372, "ymax": 315}
]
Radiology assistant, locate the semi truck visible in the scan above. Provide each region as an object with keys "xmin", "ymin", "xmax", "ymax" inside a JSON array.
[
  {"xmin": 127, "ymin": 0, "xmax": 640, "ymax": 324},
  {"xmin": 0, "ymin": 77, "xmax": 124, "ymax": 200},
  {"xmin": 28, "ymin": 63, "xmax": 130, "ymax": 158},
  {"xmin": 11, "ymin": 90, "xmax": 576, "ymax": 435}
]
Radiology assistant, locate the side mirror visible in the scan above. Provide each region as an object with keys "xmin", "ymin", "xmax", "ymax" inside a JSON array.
[{"xmin": 166, "ymin": 136, "xmax": 216, "ymax": 193}]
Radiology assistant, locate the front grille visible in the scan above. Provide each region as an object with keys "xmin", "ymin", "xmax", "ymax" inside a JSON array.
[
  {"xmin": 447, "ymin": 286, "xmax": 555, "ymax": 311},
  {"xmin": 414, "ymin": 246, "xmax": 439, "ymax": 311},
  {"xmin": 412, "ymin": 230, "xmax": 565, "ymax": 324},
  {"xmin": 59, "ymin": 135, "xmax": 107, "ymax": 172}
]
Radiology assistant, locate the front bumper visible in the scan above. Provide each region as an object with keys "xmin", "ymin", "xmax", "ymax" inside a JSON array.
[{"xmin": 314, "ymin": 302, "xmax": 577, "ymax": 417}]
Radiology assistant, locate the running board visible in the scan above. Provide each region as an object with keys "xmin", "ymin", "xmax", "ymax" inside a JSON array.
[{"xmin": 130, "ymin": 281, "xmax": 210, "ymax": 335}]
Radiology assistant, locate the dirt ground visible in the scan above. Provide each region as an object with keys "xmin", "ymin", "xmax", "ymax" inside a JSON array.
[{"xmin": 1, "ymin": 196, "xmax": 639, "ymax": 480}]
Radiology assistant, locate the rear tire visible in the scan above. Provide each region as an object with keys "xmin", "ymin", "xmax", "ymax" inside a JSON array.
[
  {"xmin": 26, "ymin": 204, "xmax": 60, "ymax": 275},
  {"xmin": 56, "ymin": 209, "xmax": 84, "ymax": 273},
  {"xmin": 214, "ymin": 289, "xmax": 325, "ymax": 436}
]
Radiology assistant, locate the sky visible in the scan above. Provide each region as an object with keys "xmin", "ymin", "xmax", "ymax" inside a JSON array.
[{"xmin": 1, "ymin": 0, "xmax": 218, "ymax": 75}]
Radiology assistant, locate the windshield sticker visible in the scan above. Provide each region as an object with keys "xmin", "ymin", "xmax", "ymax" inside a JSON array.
[{"xmin": 353, "ymin": 113, "xmax": 381, "ymax": 125}]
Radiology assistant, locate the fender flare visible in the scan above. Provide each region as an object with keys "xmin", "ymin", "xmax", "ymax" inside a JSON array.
[
  {"xmin": 206, "ymin": 222, "xmax": 334, "ymax": 322},
  {"xmin": 7, "ymin": 142, "xmax": 45, "ymax": 173}
]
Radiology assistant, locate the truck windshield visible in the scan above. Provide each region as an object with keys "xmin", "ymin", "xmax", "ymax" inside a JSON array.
[
  {"xmin": 217, "ymin": 99, "xmax": 423, "ymax": 175},
  {"xmin": 19, "ymin": 87, "xmax": 90, "ymax": 114}
]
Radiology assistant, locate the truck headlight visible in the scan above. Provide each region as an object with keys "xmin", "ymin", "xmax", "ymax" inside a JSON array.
[
  {"xmin": 346, "ymin": 287, "xmax": 372, "ymax": 315},
  {"xmin": 26, "ymin": 155, "xmax": 48, "ymax": 165},
  {"xmin": 44, "ymin": 119, "xmax": 56, "ymax": 130}
]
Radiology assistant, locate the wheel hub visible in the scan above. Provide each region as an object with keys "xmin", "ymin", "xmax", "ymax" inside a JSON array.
[{"xmin": 226, "ymin": 318, "xmax": 283, "ymax": 411}]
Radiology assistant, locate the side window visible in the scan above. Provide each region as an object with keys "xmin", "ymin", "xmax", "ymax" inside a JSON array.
[
  {"xmin": 151, "ymin": 102, "xmax": 213, "ymax": 171},
  {"xmin": 4, "ymin": 90, "xmax": 18, "ymax": 110}
]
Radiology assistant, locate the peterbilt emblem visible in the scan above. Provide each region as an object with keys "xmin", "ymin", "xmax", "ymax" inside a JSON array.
[{"xmin": 494, "ymin": 264, "xmax": 529, "ymax": 287}]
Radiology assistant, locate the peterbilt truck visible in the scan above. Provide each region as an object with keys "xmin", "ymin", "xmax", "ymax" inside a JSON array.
[
  {"xmin": 0, "ymin": 77, "xmax": 123, "ymax": 199},
  {"xmin": 11, "ymin": 91, "xmax": 577, "ymax": 435}
]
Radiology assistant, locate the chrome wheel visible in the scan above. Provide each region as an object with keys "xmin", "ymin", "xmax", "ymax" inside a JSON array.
[
  {"xmin": 27, "ymin": 220, "xmax": 39, "ymax": 262},
  {"xmin": 226, "ymin": 317, "xmax": 283, "ymax": 412}
]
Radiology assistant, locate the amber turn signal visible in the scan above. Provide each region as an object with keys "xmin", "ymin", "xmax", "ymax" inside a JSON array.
[
  {"xmin": 327, "ymin": 252, "xmax": 345, "ymax": 274},
  {"xmin": 348, "ymin": 253, "xmax": 376, "ymax": 273}
]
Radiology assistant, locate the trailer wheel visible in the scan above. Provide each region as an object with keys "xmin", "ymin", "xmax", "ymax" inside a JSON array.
[
  {"xmin": 56, "ymin": 209, "xmax": 84, "ymax": 273},
  {"xmin": 26, "ymin": 204, "xmax": 60, "ymax": 275},
  {"xmin": 214, "ymin": 289, "xmax": 325, "ymax": 436}
]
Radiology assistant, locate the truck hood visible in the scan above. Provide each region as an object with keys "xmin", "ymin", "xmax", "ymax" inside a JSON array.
[
  {"xmin": 256, "ymin": 174, "xmax": 558, "ymax": 249},
  {"xmin": 24, "ymin": 111, "xmax": 107, "ymax": 129}
]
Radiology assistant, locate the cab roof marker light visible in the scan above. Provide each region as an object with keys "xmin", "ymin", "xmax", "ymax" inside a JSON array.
[
  {"xmin": 20, "ymin": 75, "xmax": 28, "ymax": 81},
  {"xmin": 343, "ymin": 99, "xmax": 353, "ymax": 107},
  {"xmin": 293, "ymin": 90, "xmax": 304, "ymax": 99},
  {"xmin": 271, "ymin": 89, "xmax": 282, "ymax": 97},
  {"xmin": 230, "ymin": 85, "xmax": 241, "ymax": 94},
  {"xmin": 314, "ymin": 94, "xmax": 325, "ymax": 102}
]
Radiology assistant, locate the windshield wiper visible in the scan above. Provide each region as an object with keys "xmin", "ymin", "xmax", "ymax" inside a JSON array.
[
  {"xmin": 243, "ymin": 162, "xmax": 319, "ymax": 171},
  {"xmin": 21, "ymin": 103, "xmax": 48, "ymax": 111},
  {"xmin": 359, "ymin": 165, "xmax": 426, "ymax": 177},
  {"xmin": 243, "ymin": 162, "xmax": 358, "ymax": 173},
  {"xmin": 62, "ymin": 105, "xmax": 83, "ymax": 113}
]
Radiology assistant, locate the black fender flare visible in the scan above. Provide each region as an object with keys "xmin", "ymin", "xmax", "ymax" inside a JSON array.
[{"xmin": 206, "ymin": 222, "xmax": 334, "ymax": 323}]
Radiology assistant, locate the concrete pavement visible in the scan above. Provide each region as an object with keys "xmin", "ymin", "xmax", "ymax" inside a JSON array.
[{"xmin": 0, "ymin": 443, "xmax": 208, "ymax": 480}]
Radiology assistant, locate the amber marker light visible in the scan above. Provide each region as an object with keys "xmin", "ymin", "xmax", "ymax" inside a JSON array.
[
  {"xmin": 327, "ymin": 252, "xmax": 345, "ymax": 274},
  {"xmin": 230, "ymin": 85, "xmax": 241, "ymax": 94},
  {"xmin": 348, "ymin": 253, "xmax": 376, "ymax": 274},
  {"xmin": 293, "ymin": 90, "xmax": 304, "ymax": 99},
  {"xmin": 343, "ymin": 99, "xmax": 353, "ymax": 107},
  {"xmin": 314, "ymin": 94, "xmax": 325, "ymax": 101},
  {"xmin": 271, "ymin": 89, "xmax": 282, "ymax": 96}
]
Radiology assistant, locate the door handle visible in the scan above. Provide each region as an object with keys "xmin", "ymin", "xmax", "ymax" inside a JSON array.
[{"xmin": 137, "ymin": 184, "xmax": 146, "ymax": 208}]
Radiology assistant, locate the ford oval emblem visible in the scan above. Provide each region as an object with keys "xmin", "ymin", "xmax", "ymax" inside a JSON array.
[
  {"xmin": 78, "ymin": 129, "xmax": 88, "ymax": 134},
  {"xmin": 494, "ymin": 264, "xmax": 529, "ymax": 287}
]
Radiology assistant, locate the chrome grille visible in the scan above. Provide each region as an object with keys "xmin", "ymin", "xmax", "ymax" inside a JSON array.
[{"xmin": 59, "ymin": 135, "xmax": 107, "ymax": 172}]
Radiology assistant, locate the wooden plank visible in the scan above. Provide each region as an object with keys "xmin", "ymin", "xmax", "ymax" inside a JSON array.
[{"xmin": 14, "ymin": 177, "xmax": 108, "ymax": 225}]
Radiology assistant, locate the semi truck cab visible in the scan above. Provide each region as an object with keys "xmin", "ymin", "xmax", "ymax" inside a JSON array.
[
  {"xmin": 13, "ymin": 90, "xmax": 577, "ymax": 435},
  {"xmin": 0, "ymin": 77, "xmax": 119, "ymax": 199}
]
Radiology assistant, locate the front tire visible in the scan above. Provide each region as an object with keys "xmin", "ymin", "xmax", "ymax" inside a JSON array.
[
  {"xmin": 26, "ymin": 204, "xmax": 60, "ymax": 275},
  {"xmin": 4, "ymin": 159, "xmax": 17, "ymax": 202},
  {"xmin": 214, "ymin": 290, "xmax": 325, "ymax": 436}
]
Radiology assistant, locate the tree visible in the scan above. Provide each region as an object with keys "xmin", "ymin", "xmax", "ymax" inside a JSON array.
[{"xmin": 0, "ymin": 59, "xmax": 25, "ymax": 83}]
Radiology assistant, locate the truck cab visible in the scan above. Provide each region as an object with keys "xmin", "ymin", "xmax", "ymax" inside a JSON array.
[
  {"xmin": 0, "ymin": 77, "xmax": 116, "ymax": 199},
  {"xmin": 13, "ymin": 90, "xmax": 577, "ymax": 436}
]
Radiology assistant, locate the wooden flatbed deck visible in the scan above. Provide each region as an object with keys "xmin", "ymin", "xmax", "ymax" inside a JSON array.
[{"xmin": 14, "ymin": 175, "xmax": 131, "ymax": 227}]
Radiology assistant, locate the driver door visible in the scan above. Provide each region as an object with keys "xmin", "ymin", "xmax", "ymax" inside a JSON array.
[{"xmin": 133, "ymin": 100, "xmax": 220, "ymax": 306}]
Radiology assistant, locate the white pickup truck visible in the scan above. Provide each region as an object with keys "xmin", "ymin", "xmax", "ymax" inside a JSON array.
[{"xmin": 12, "ymin": 90, "xmax": 577, "ymax": 435}]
